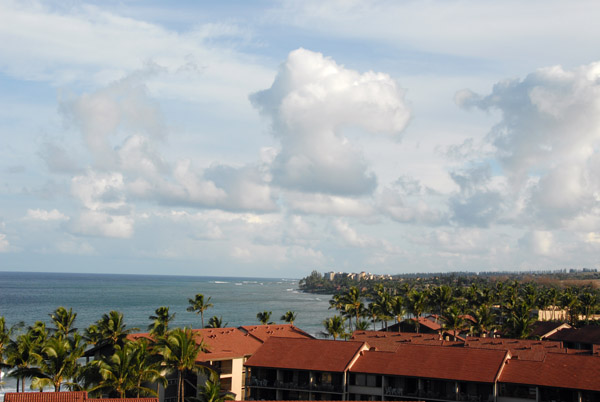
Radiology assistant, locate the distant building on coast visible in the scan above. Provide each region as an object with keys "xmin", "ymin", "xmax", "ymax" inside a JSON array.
[{"xmin": 324, "ymin": 271, "xmax": 393, "ymax": 281}]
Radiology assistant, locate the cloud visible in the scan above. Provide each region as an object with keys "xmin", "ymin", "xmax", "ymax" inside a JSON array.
[
  {"xmin": 70, "ymin": 210, "xmax": 134, "ymax": 239},
  {"xmin": 0, "ymin": 1, "xmax": 272, "ymax": 92},
  {"xmin": 332, "ymin": 219, "xmax": 376, "ymax": 248},
  {"xmin": 378, "ymin": 176, "xmax": 448, "ymax": 225},
  {"xmin": 267, "ymin": 1, "xmax": 600, "ymax": 69},
  {"xmin": 55, "ymin": 238, "xmax": 96, "ymax": 256},
  {"xmin": 518, "ymin": 230, "xmax": 554, "ymax": 256},
  {"xmin": 0, "ymin": 233, "xmax": 9, "ymax": 252},
  {"xmin": 286, "ymin": 192, "xmax": 374, "ymax": 216},
  {"xmin": 459, "ymin": 62, "xmax": 600, "ymax": 229},
  {"xmin": 38, "ymin": 141, "xmax": 82, "ymax": 174},
  {"xmin": 58, "ymin": 71, "xmax": 277, "ymax": 214},
  {"xmin": 25, "ymin": 209, "xmax": 69, "ymax": 221},
  {"xmin": 251, "ymin": 48, "xmax": 410, "ymax": 196},
  {"xmin": 203, "ymin": 164, "xmax": 277, "ymax": 212},
  {"xmin": 60, "ymin": 72, "xmax": 167, "ymax": 170},
  {"xmin": 69, "ymin": 171, "xmax": 134, "ymax": 238}
]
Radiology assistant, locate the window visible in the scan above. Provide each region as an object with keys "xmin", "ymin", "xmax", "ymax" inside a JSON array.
[
  {"xmin": 366, "ymin": 375, "xmax": 378, "ymax": 387},
  {"xmin": 353, "ymin": 374, "xmax": 366, "ymax": 386}
]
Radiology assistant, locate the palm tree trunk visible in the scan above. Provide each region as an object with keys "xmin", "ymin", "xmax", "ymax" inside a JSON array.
[{"xmin": 178, "ymin": 371, "xmax": 183, "ymax": 402}]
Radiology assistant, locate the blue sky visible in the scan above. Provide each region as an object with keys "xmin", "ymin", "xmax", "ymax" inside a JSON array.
[{"xmin": 2, "ymin": 0, "xmax": 600, "ymax": 278}]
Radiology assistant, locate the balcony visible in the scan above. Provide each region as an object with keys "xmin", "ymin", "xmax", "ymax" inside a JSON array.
[
  {"xmin": 384, "ymin": 386, "xmax": 487, "ymax": 402},
  {"xmin": 248, "ymin": 377, "xmax": 342, "ymax": 393}
]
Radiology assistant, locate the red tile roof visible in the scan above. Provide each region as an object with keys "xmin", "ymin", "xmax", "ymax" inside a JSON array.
[
  {"xmin": 96, "ymin": 399, "xmax": 157, "ymax": 402},
  {"xmin": 2, "ymin": 393, "xmax": 157, "ymax": 402},
  {"xmin": 530, "ymin": 321, "xmax": 571, "ymax": 339},
  {"xmin": 351, "ymin": 331, "xmax": 461, "ymax": 351},
  {"xmin": 245, "ymin": 337, "xmax": 367, "ymax": 372},
  {"xmin": 412, "ymin": 317, "xmax": 441, "ymax": 331},
  {"xmin": 350, "ymin": 344, "xmax": 508, "ymax": 383},
  {"xmin": 127, "ymin": 325, "xmax": 313, "ymax": 362},
  {"xmin": 3, "ymin": 393, "xmax": 88, "ymax": 402},
  {"xmin": 193, "ymin": 328, "xmax": 264, "ymax": 360},
  {"xmin": 547, "ymin": 326, "xmax": 600, "ymax": 345},
  {"xmin": 463, "ymin": 337, "xmax": 566, "ymax": 359},
  {"xmin": 239, "ymin": 324, "xmax": 313, "ymax": 342},
  {"xmin": 499, "ymin": 353, "xmax": 600, "ymax": 392},
  {"xmin": 129, "ymin": 327, "xmax": 263, "ymax": 361}
]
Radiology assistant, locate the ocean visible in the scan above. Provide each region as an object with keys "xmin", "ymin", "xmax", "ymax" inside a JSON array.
[{"xmin": 0, "ymin": 271, "xmax": 333, "ymax": 395}]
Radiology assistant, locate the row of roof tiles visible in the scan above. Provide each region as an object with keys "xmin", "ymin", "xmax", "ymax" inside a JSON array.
[
  {"xmin": 128, "ymin": 324, "xmax": 313, "ymax": 362},
  {"xmin": 244, "ymin": 334, "xmax": 600, "ymax": 392},
  {"xmin": 3, "ymin": 392, "xmax": 157, "ymax": 402}
]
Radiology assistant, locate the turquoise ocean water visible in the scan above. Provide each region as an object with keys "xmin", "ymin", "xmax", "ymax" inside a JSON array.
[{"xmin": 0, "ymin": 271, "xmax": 332, "ymax": 395}]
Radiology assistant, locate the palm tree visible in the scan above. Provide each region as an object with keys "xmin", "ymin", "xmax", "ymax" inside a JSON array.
[
  {"xmin": 155, "ymin": 328, "xmax": 207, "ymax": 402},
  {"xmin": 406, "ymin": 290, "xmax": 429, "ymax": 333},
  {"xmin": 355, "ymin": 320, "xmax": 371, "ymax": 331},
  {"xmin": 561, "ymin": 288, "xmax": 581, "ymax": 325},
  {"xmin": 256, "ymin": 311, "xmax": 272, "ymax": 325},
  {"xmin": 83, "ymin": 324, "xmax": 103, "ymax": 347},
  {"xmin": 129, "ymin": 339, "xmax": 166, "ymax": 398},
  {"xmin": 280, "ymin": 311, "xmax": 297, "ymax": 325},
  {"xmin": 504, "ymin": 301, "xmax": 536, "ymax": 339},
  {"xmin": 6, "ymin": 330, "xmax": 43, "ymax": 392},
  {"xmin": 343, "ymin": 286, "xmax": 364, "ymax": 330},
  {"xmin": 372, "ymin": 287, "xmax": 393, "ymax": 330},
  {"xmin": 521, "ymin": 283, "xmax": 539, "ymax": 310},
  {"xmin": 92, "ymin": 342, "xmax": 147, "ymax": 398},
  {"xmin": 96, "ymin": 311, "xmax": 138, "ymax": 348},
  {"xmin": 32, "ymin": 334, "xmax": 86, "ymax": 391},
  {"xmin": 545, "ymin": 287, "xmax": 560, "ymax": 321},
  {"xmin": 197, "ymin": 370, "xmax": 235, "ymax": 402},
  {"xmin": 1, "ymin": 317, "xmax": 22, "ymax": 370},
  {"xmin": 206, "ymin": 316, "xmax": 227, "ymax": 329},
  {"xmin": 391, "ymin": 296, "xmax": 405, "ymax": 332},
  {"xmin": 469, "ymin": 304, "xmax": 497, "ymax": 337},
  {"xmin": 579, "ymin": 292, "xmax": 598, "ymax": 324},
  {"xmin": 430, "ymin": 285, "xmax": 454, "ymax": 316},
  {"xmin": 149, "ymin": 306, "xmax": 176, "ymax": 337},
  {"xmin": 328, "ymin": 294, "xmax": 344, "ymax": 312},
  {"xmin": 49, "ymin": 307, "xmax": 78, "ymax": 339},
  {"xmin": 440, "ymin": 306, "xmax": 465, "ymax": 341},
  {"xmin": 322, "ymin": 316, "xmax": 345, "ymax": 340},
  {"xmin": 187, "ymin": 294, "xmax": 213, "ymax": 329},
  {"xmin": 366, "ymin": 303, "xmax": 379, "ymax": 331}
]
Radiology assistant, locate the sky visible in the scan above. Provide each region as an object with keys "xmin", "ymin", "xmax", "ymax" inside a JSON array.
[{"xmin": 1, "ymin": 0, "xmax": 600, "ymax": 278}]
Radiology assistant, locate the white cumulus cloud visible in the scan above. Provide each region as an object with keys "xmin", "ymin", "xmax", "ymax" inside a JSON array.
[
  {"xmin": 0, "ymin": 233, "xmax": 9, "ymax": 252},
  {"xmin": 251, "ymin": 48, "xmax": 410, "ymax": 196},
  {"xmin": 457, "ymin": 62, "xmax": 600, "ymax": 229},
  {"xmin": 25, "ymin": 209, "xmax": 69, "ymax": 221}
]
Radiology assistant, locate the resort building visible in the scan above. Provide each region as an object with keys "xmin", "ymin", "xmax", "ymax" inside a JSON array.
[
  {"xmin": 86, "ymin": 324, "xmax": 312, "ymax": 402},
  {"xmin": 546, "ymin": 326, "xmax": 600, "ymax": 351},
  {"xmin": 529, "ymin": 321, "xmax": 571, "ymax": 339},
  {"xmin": 245, "ymin": 332, "xmax": 600, "ymax": 402},
  {"xmin": 244, "ymin": 337, "xmax": 368, "ymax": 401}
]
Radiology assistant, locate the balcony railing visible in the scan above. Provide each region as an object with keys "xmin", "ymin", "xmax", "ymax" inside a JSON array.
[
  {"xmin": 384, "ymin": 387, "xmax": 486, "ymax": 402},
  {"xmin": 249, "ymin": 377, "xmax": 342, "ymax": 393}
]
